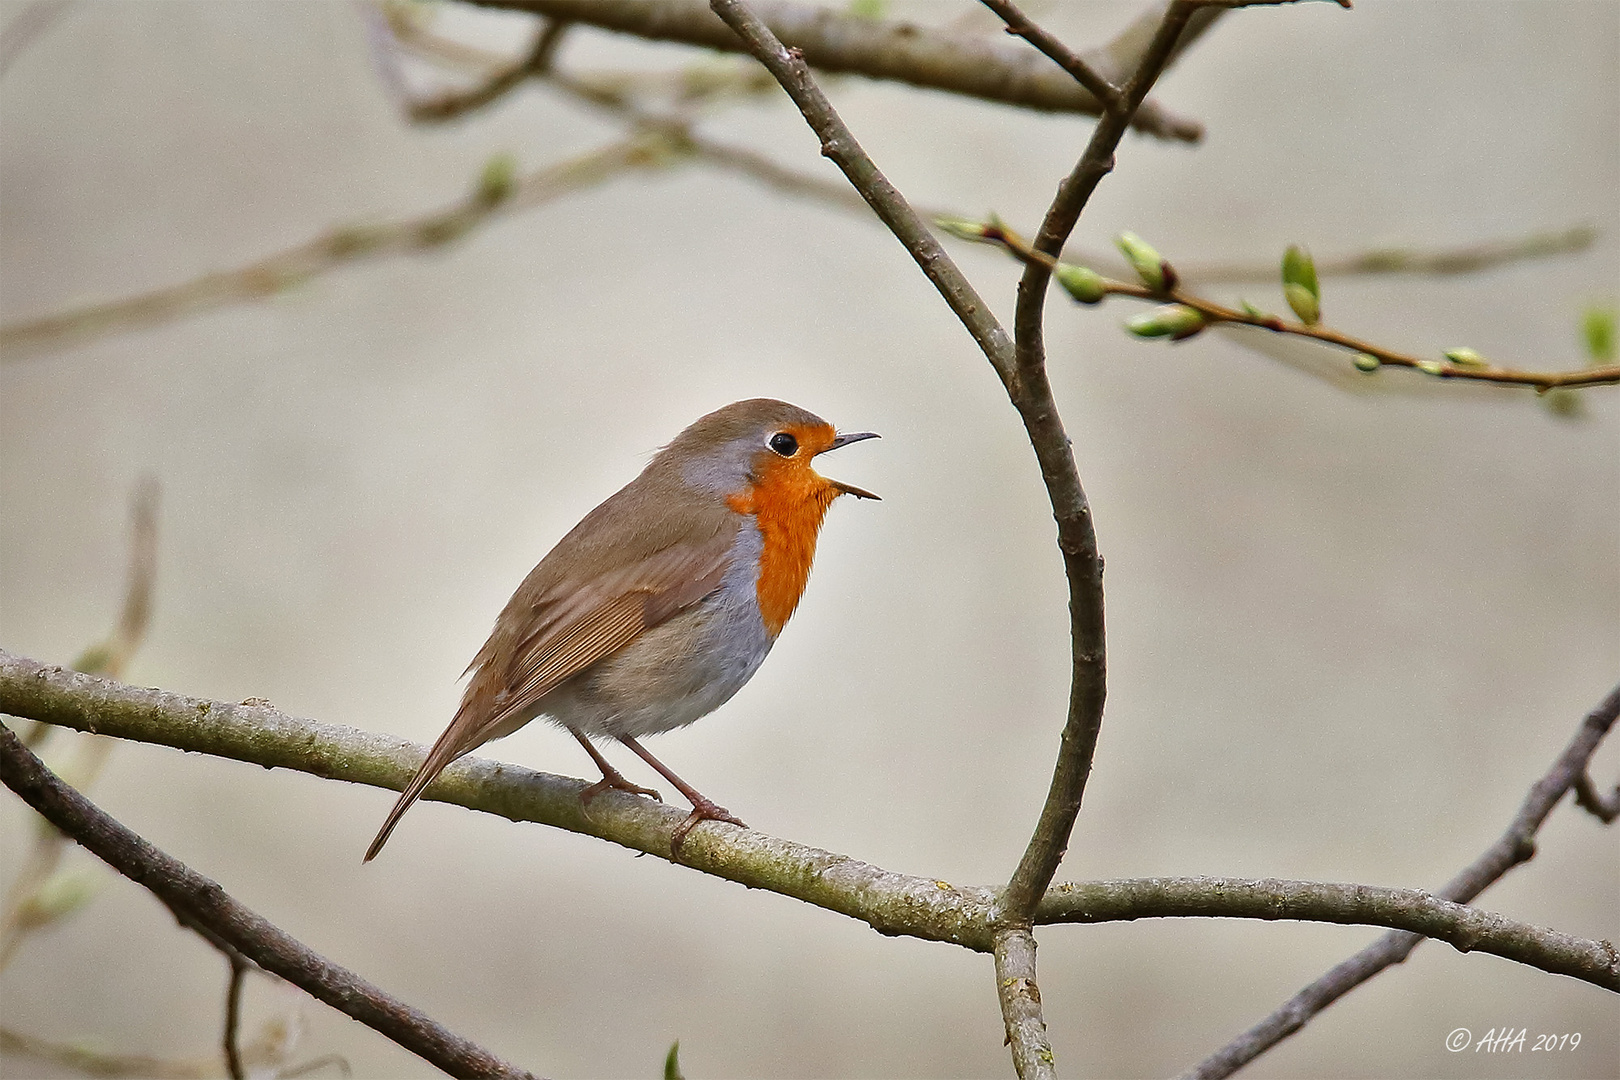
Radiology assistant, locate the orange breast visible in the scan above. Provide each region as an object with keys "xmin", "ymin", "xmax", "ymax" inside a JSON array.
[{"xmin": 728, "ymin": 470, "xmax": 840, "ymax": 638}]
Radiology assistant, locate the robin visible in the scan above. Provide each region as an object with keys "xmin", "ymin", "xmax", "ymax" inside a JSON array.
[{"xmin": 364, "ymin": 398, "xmax": 878, "ymax": 861}]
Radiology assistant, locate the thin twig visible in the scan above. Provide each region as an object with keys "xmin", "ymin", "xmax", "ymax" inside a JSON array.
[
  {"xmin": 466, "ymin": 0, "xmax": 1204, "ymax": 138},
  {"xmin": 407, "ymin": 18, "xmax": 569, "ymax": 122},
  {"xmin": 706, "ymin": 0, "xmax": 1016, "ymax": 384},
  {"xmin": 1184, "ymin": 224, "xmax": 1599, "ymax": 282},
  {"xmin": 949, "ymin": 217, "xmax": 1620, "ymax": 391},
  {"xmin": 0, "ymin": 136, "xmax": 673, "ymax": 358},
  {"xmin": 0, "ymin": 1025, "xmax": 217, "ymax": 1078},
  {"xmin": 1182, "ymin": 679, "xmax": 1620, "ymax": 1080},
  {"xmin": 0, "ymin": 0, "xmax": 73, "ymax": 77},
  {"xmin": 980, "ymin": 0, "xmax": 1121, "ymax": 110},
  {"xmin": 224, "ymin": 953, "xmax": 250, "ymax": 1080},
  {"xmin": 1573, "ymin": 772, "xmax": 1620, "ymax": 823},
  {"xmin": 0, "ymin": 722, "xmax": 543, "ymax": 1080}
]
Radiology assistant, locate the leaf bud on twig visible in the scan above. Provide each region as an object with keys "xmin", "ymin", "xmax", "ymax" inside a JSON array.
[
  {"xmin": 1281, "ymin": 244, "xmax": 1321, "ymax": 325},
  {"xmin": 1126, "ymin": 304, "xmax": 1205, "ymax": 340},
  {"xmin": 1116, "ymin": 232, "xmax": 1169, "ymax": 292},
  {"xmin": 1055, "ymin": 264, "xmax": 1107, "ymax": 304}
]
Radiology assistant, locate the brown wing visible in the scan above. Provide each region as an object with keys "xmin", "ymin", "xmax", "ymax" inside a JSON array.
[{"xmin": 363, "ymin": 492, "xmax": 738, "ymax": 862}]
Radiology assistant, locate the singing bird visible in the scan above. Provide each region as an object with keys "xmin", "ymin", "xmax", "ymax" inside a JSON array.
[{"xmin": 365, "ymin": 399, "xmax": 878, "ymax": 860}]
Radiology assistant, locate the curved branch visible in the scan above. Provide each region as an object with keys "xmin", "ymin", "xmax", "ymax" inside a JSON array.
[
  {"xmin": 465, "ymin": 0, "xmax": 1203, "ymax": 139},
  {"xmin": 999, "ymin": 0, "xmax": 1199, "ymax": 926},
  {"xmin": 1037, "ymin": 877, "xmax": 1619, "ymax": 992},
  {"xmin": 0, "ymin": 722, "xmax": 540, "ymax": 1080},
  {"xmin": 1183, "ymin": 678, "xmax": 1620, "ymax": 1079}
]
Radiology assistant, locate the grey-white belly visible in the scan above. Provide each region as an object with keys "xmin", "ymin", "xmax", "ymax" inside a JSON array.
[{"xmin": 538, "ymin": 526, "xmax": 772, "ymax": 739}]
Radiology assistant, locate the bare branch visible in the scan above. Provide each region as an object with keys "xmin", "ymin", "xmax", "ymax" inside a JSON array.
[
  {"xmin": 0, "ymin": 0, "xmax": 73, "ymax": 77},
  {"xmin": 224, "ymin": 954, "xmax": 250, "ymax": 1080},
  {"xmin": 1038, "ymin": 877, "xmax": 1619, "ymax": 991},
  {"xmin": 1574, "ymin": 771, "xmax": 1620, "ymax": 824},
  {"xmin": 465, "ymin": 0, "xmax": 1204, "ymax": 139},
  {"xmin": 0, "ymin": 136, "xmax": 672, "ymax": 358},
  {"xmin": 1184, "ymin": 224, "xmax": 1599, "ymax": 283},
  {"xmin": 407, "ymin": 18, "xmax": 570, "ymax": 123},
  {"xmin": 0, "ymin": 1025, "xmax": 217, "ymax": 1078},
  {"xmin": 706, "ymin": 0, "xmax": 1016, "ymax": 386},
  {"xmin": 0, "ymin": 721, "xmax": 542, "ymax": 1080},
  {"xmin": 999, "ymin": 0, "xmax": 1203, "ymax": 928},
  {"xmin": 980, "ymin": 0, "xmax": 1122, "ymax": 111},
  {"xmin": 1183, "ymin": 679, "xmax": 1620, "ymax": 1079},
  {"xmin": 993, "ymin": 928, "xmax": 1055, "ymax": 1080}
]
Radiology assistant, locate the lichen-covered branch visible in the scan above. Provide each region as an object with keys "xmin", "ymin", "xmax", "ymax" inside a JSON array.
[
  {"xmin": 0, "ymin": 722, "xmax": 541, "ymax": 1080},
  {"xmin": 1182, "ymin": 679, "xmax": 1620, "ymax": 1079},
  {"xmin": 464, "ymin": 0, "xmax": 1203, "ymax": 138},
  {"xmin": 993, "ymin": 928, "xmax": 1055, "ymax": 1080},
  {"xmin": 1037, "ymin": 877, "xmax": 1619, "ymax": 991}
]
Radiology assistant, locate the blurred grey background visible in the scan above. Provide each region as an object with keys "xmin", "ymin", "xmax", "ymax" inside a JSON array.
[{"xmin": 1, "ymin": 1, "xmax": 1616, "ymax": 1077}]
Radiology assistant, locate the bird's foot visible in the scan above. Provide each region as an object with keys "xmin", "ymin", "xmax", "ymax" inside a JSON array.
[
  {"xmin": 579, "ymin": 769, "xmax": 662, "ymax": 806},
  {"xmin": 669, "ymin": 798, "xmax": 747, "ymax": 858}
]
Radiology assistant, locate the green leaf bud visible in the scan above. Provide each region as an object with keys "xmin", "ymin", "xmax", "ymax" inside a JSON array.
[
  {"xmin": 933, "ymin": 216, "xmax": 992, "ymax": 243},
  {"xmin": 1282, "ymin": 283, "xmax": 1319, "ymax": 326},
  {"xmin": 15, "ymin": 869, "xmax": 99, "ymax": 932},
  {"xmin": 1126, "ymin": 304, "xmax": 1205, "ymax": 339},
  {"xmin": 1055, "ymin": 264, "xmax": 1107, "ymax": 304},
  {"xmin": 476, "ymin": 151, "xmax": 519, "ymax": 207},
  {"xmin": 1582, "ymin": 304, "xmax": 1616, "ymax": 363},
  {"xmin": 1443, "ymin": 347, "xmax": 1486, "ymax": 366},
  {"xmin": 1116, "ymin": 232, "xmax": 1167, "ymax": 291},
  {"xmin": 1281, "ymin": 245, "xmax": 1321, "ymax": 324},
  {"xmin": 1352, "ymin": 353, "xmax": 1381, "ymax": 373},
  {"xmin": 1416, "ymin": 359, "xmax": 1445, "ymax": 376}
]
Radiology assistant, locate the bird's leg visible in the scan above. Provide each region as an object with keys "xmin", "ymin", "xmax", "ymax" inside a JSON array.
[
  {"xmin": 617, "ymin": 735, "xmax": 747, "ymax": 855},
  {"xmin": 572, "ymin": 730, "xmax": 661, "ymax": 804}
]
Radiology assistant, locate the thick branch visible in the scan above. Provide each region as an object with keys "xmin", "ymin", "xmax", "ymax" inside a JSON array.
[
  {"xmin": 464, "ymin": 0, "xmax": 1202, "ymax": 139},
  {"xmin": 0, "ymin": 650, "xmax": 1002, "ymax": 951},
  {"xmin": 0, "ymin": 722, "xmax": 540, "ymax": 1080},
  {"xmin": 2, "ymin": 652, "xmax": 1611, "ymax": 992},
  {"xmin": 1037, "ymin": 877, "xmax": 1619, "ymax": 991},
  {"xmin": 1184, "ymin": 679, "xmax": 1620, "ymax": 1079}
]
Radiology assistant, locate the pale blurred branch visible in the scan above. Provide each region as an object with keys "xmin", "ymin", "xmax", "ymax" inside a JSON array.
[
  {"xmin": 941, "ymin": 215, "xmax": 1620, "ymax": 391},
  {"xmin": 224, "ymin": 954, "xmax": 249, "ymax": 1080},
  {"xmin": 1182, "ymin": 678, "xmax": 1620, "ymax": 1080},
  {"xmin": 2, "ymin": 652, "xmax": 1614, "ymax": 992},
  {"xmin": 463, "ymin": 0, "xmax": 1206, "ymax": 139},
  {"xmin": 0, "ymin": 1025, "xmax": 217, "ymax": 1078},
  {"xmin": 1184, "ymin": 224, "xmax": 1599, "ymax": 283},
  {"xmin": 404, "ymin": 17, "xmax": 569, "ymax": 123},
  {"xmin": 0, "ymin": 136, "xmax": 673, "ymax": 359},
  {"xmin": 0, "ymin": 0, "xmax": 73, "ymax": 77},
  {"xmin": 1, "ymin": 478, "xmax": 158, "ymax": 970},
  {"xmin": 0, "ymin": 722, "xmax": 541, "ymax": 1080}
]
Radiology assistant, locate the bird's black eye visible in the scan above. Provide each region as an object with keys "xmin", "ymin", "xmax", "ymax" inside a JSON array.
[{"xmin": 768, "ymin": 432, "xmax": 798, "ymax": 457}]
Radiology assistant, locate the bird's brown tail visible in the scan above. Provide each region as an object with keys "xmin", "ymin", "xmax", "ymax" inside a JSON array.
[{"xmin": 363, "ymin": 721, "xmax": 474, "ymax": 862}]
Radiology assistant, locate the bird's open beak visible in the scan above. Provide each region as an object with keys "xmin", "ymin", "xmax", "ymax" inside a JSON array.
[{"xmin": 819, "ymin": 431, "xmax": 880, "ymax": 500}]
